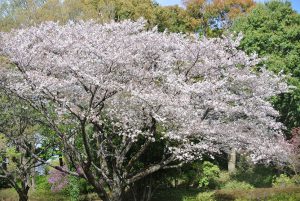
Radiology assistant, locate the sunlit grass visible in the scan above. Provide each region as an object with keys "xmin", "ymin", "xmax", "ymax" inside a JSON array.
[
  {"xmin": 0, "ymin": 188, "xmax": 68, "ymax": 201},
  {"xmin": 1, "ymin": 186, "xmax": 300, "ymax": 201}
]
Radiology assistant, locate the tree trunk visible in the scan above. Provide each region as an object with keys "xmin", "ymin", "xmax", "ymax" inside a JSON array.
[
  {"xmin": 228, "ymin": 148, "xmax": 236, "ymax": 174},
  {"xmin": 31, "ymin": 177, "xmax": 35, "ymax": 191},
  {"xmin": 18, "ymin": 193, "xmax": 29, "ymax": 201},
  {"xmin": 110, "ymin": 188, "xmax": 123, "ymax": 201},
  {"xmin": 17, "ymin": 188, "xmax": 29, "ymax": 201},
  {"xmin": 59, "ymin": 153, "xmax": 64, "ymax": 167},
  {"xmin": 94, "ymin": 187, "xmax": 123, "ymax": 201}
]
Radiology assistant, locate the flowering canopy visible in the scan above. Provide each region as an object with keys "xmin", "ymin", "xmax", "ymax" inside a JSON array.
[{"xmin": 0, "ymin": 19, "xmax": 290, "ymax": 200}]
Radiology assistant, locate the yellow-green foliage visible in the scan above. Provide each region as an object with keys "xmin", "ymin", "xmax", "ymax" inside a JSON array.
[
  {"xmin": 6, "ymin": 147, "xmax": 21, "ymax": 171},
  {"xmin": 215, "ymin": 187, "xmax": 300, "ymax": 201},
  {"xmin": 0, "ymin": 134, "xmax": 21, "ymax": 171},
  {"xmin": 198, "ymin": 161, "xmax": 220, "ymax": 189},
  {"xmin": 222, "ymin": 180, "xmax": 254, "ymax": 190},
  {"xmin": 195, "ymin": 192, "xmax": 216, "ymax": 201},
  {"xmin": 0, "ymin": 134, "xmax": 6, "ymax": 150},
  {"xmin": 272, "ymin": 174, "xmax": 296, "ymax": 187}
]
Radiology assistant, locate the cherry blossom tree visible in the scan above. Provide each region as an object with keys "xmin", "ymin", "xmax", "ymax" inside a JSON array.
[{"xmin": 0, "ymin": 19, "xmax": 290, "ymax": 201}]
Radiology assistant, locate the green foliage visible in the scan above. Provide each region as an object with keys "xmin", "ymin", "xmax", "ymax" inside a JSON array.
[
  {"xmin": 215, "ymin": 171, "xmax": 231, "ymax": 188},
  {"xmin": 68, "ymin": 176, "xmax": 80, "ymax": 201},
  {"xmin": 184, "ymin": 0, "xmax": 255, "ymax": 37},
  {"xmin": 272, "ymin": 174, "xmax": 295, "ymax": 187},
  {"xmin": 266, "ymin": 193, "xmax": 300, "ymax": 201},
  {"xmin": 0, "ymin": 0, "xmax": 99, "ymax": 32},
  {"xmin": 76, "ymin": 178, "xmax": 94, "ymax": 194},
  {"xmin": 154, "ymin": 5, "xmax": 199, "ymax": 33},
  {"xmin": 198, "ymin": 161, "xmax": 220, "ymax": 189},
  {"xmin": 292, "ymin": 175, "xmax": 300, "ymax": 185},
  {"xmin": 194, "ymin": 191, "xmax": 216, "ymax": 201},
  {"xmin": 180, "ymin": 162, "xmax": 203, "ymax": 186},
  {"xmin": 234, "ymin": 194, "xmax": 300, "ymax": 201},
  {"xmin": 0, "ymin": 134, "xmax": 6, "ymax": 150},
  {"xmin": 0, "ymin": 0, "xmax": 200, "ymax": 34},
  {"xmin": 231, "ymin": 0, "xmax": 300, "ymax": 130},
  {"xmin": 232, "ymin": 156, "xmax": 276, "ymax": 187},
  {"xmin": 215, "ymin": 187, "xmax": 300, "ymax": 201},
  {"xmin": 222, "ymin": 180, "xmax": 254, "ymax": 190},
  {"xmin": 35, "ymin": 175, "xmax": 51, "ymax": 192},
  {"xmin": 0, "ymin": 174, "xmax": 9, "ymax": 188}
]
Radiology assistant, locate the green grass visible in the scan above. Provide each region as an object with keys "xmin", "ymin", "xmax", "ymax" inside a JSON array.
[
  {"xmin": 151, "ymin": 188, "xmax": 200, "ymax": 201},
  {"xmin": 0, "ymin": 188, "xmax": 18, "ymax": 201},
  {"xmin": 215, "ymin": 186, "xmax": 300, "ymax": 201},
  {"xmin": 0, "ymin": 188, "xmax": 69, "ymax": 201},
  {"xmin": 1, "ymin": 186, "xmax": 300, "ymax": 201},
  {"xmin": 151, "ymin": 187, "xmax": 300, "ymax": 201}
]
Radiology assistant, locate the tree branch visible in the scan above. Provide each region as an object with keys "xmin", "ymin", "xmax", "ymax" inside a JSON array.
[{"xmin": 126, "ymin": 155, "xmax": 175, "ymax": 184}]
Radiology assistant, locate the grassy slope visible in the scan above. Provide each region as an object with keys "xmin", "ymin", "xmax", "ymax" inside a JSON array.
[
  {"xmin": 0, "ymin": 188, "xmax": 68, "ymax": 201},
  {"xmin": 1, "ymin": 187, "xmax": 300, "ymax": 201},
  {"xmin": 152, "ymin": 187, "xmax": 300, "ymax": 201}
]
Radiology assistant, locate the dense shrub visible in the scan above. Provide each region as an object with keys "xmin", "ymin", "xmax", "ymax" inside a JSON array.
[
  {"xmin": 215, "ymin": 171, "xmax": 231, "ymax": 188},
  {"xmin": 222, "ymin": 180, "xmax": 254, "ymax": 190},
  {"xmin": 272, "ymin": 174, "xmax": 295, "ymax": 187},
  {"xmin": 292, "ymin": 175, "xmax": 300, "ymax": 185},
  {"xmin": 0, "ymin": 177, "xmax": 9, "ymax": 188},
  {"xmin": 267, "ymin": 193, "xmax": 300, "ymax": 201},
  {"xmin": 35, "ymin": 175, "xmax": 51, "ymax": 191},
  {"xmin": 68, "ymin": 176, "xmax": 80, "ymax": 201},
  {"xmin": 194, "ymin": 192, "xmax": 216, "ymax": 201},
  {"xmin": 198, "ymin": 161, "xmax": 220, "ymax": 190}
]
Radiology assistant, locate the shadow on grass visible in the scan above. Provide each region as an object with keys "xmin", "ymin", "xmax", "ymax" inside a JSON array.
[{"xmin": 152, "ymin": 187, "xmax": 200, "ymax": 201}]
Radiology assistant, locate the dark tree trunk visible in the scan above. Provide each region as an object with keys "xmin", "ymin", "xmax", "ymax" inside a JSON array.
[
  {"xmin": 18, "ymin": 193, "xmax": 29, "ymax": 201},
  {"xmin": 17, "ymin": 188, "xmax": 29, "ymax": 201},
  {"xmin": 94, "ymin": 187, "xmax": 123, "ymax": 201},
  {"xmin": 128, "ymin": 176, "xmax": 155, "ymax": 201},
  {"xmin": 59, "ymin": 153, "xmax": 64, "ymax": 167}
]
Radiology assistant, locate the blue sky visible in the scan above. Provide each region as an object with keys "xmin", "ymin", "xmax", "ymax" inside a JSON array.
[{"xmin": 156, "ymin": 0, "xmax": 300, "ymax": 13}]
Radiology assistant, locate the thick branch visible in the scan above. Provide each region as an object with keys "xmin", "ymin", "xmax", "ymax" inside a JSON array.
[
  {"xmin": 80, "ymin": 119, "xmax": 93, "ymax": 168},
  {"xmin": 126, "ymin": 155, "xmax": 175, "ymax": 184},
  {"xmin": 126, "ymin": 140, "xmax": 151, "ymax": 170},
  {"xmin": 0, "ymin": 174, "xmax": 7, "ymax": 178}
]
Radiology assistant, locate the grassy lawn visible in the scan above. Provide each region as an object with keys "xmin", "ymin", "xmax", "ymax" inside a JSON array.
[
  {"xmin": 1, "ymin": 187, "xmax": 300, "ymax": 201},
  {"xmin": 215, "ymin": 186, "xmax": 300, "ymax": 201},
  {"xmin": 0, "ymin": 188, "xmax": 69, "ymax": 201},
  {"xmin": 152, "ymin": 187, "xmax": 300, "ymax": 201},
  {"xmin": 152, "ymin": 187, "xmax": 200, "ymax": 201}
]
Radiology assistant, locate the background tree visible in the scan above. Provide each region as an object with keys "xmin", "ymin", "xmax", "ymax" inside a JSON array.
[
  {"xmin": 231, "ymin": 0, "xmax": 300, "ymax": 132},
  {"xmin": 93, "ymin": 0, "xmax": 156, "ymax": 23},
  {"xmin": 0, "ymin": 0, "xmax": 99, "ymax": 31},
  {"xmin": 0, "ymin": 0, "xmax": 199, "ymax": 34},
  {"xmin": 154, "ymin": 5, "xmax": 200, "ymax": 32},
  {"xmin": 183, "ymin": 0, "xmax": 255, "ymax": 36}
]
